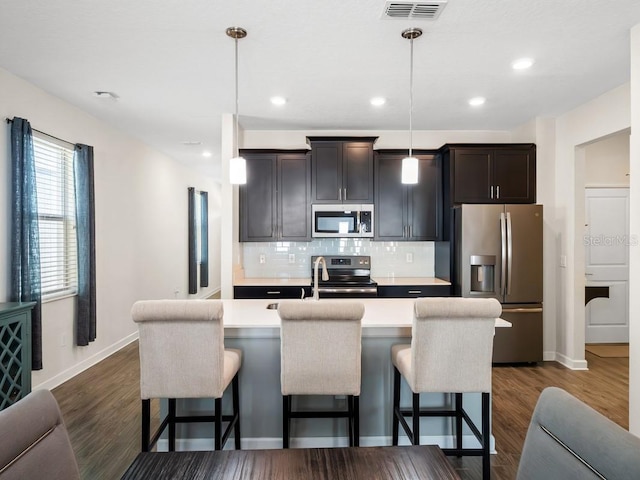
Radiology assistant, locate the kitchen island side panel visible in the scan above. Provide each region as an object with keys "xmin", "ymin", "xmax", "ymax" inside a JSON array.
[{"xmin": 166, "ymin": 334, "xmax": 485, "ymax": 446}]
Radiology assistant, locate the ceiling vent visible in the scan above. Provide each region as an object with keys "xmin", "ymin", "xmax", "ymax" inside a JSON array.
[{"xmin": 382, "ymin": 1, "xmax": 448, "ymax": 20}]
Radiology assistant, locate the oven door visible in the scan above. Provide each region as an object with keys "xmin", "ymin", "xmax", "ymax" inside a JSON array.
[{"xmin": 316, "ymin": 286, "xmax": 378, "ymax": 298}]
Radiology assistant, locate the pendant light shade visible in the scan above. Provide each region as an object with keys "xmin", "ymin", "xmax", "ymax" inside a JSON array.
[
  {"xmin": 227, "ymin": 27, "xmax": 247, "ymax": 185},
  {"xmin": 229, "ymin": 156, "xmax": 246, "ymax": 184},
  {"xmin": 401, "ymin": 27, "xmax": 422, "ymax": 185},
  {"xmin": 401, "ymin": 156, "xmax": 419, "ymax": 184}
]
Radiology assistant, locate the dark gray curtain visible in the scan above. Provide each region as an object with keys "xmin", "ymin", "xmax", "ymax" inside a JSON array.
[
  {"xmin": 10, "ymin": 117, "xmax": 43, "ymax": 370},
  {"xmin": 188, "ymin": 187, "xmax": 197, "ymax": 294},
  {"xmin": 200, "ymin": 191, "xmax": 209, "ymax": 288},
  {"xmin": 74, "ymin": 144, "xmax": 96, "ymax": 346}
]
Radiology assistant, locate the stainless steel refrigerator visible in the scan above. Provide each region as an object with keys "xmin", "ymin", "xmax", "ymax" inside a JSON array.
[{"xmin": 453, "ymin": 204, "xmax": 543, "ymax": 363}]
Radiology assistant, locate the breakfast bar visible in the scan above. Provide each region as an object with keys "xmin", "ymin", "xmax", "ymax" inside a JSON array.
[{"xmin": 165, "ymin": 298, "xmax": 509, "ymax": 451}]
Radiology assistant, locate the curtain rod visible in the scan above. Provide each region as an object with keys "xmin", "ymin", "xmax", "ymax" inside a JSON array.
[{"xmin": 6, "ymin": 117, "xmax": 75, "ymax": 147}]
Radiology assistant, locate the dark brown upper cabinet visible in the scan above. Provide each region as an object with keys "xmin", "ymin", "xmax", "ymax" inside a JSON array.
[
  {"xmin": 439, "ymin": 143, "xmax": 536, "ymax": 241},
  {"xmin": 239, "ymin": 151, "xmax": 311, "ymax": 242},
  {"xmin": 308, "ymin": 137, "xmax": 376, "ymax": 204},
  {"xmin": 442, "ymin": 144, "xmax": 536, "ymax": 205},
  {"xmin": 374, "ymin": 151, "xmax": 442, "ymax": 241}
]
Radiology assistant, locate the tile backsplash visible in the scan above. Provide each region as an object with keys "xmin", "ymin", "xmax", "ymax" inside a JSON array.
[{"xmin": 242, "ymin": 239, "xmax": 435, "ymax": 279}]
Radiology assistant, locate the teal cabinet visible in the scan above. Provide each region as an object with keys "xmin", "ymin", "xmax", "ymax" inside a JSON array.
[{"xmin": 0, "ymin": 302, "xmax": 34, "ymax": 410}]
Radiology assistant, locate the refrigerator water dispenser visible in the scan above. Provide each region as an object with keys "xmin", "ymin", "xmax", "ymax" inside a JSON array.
[{"xmin": 470, "ymin": 255, "xmax": 495, "ymax": 294}]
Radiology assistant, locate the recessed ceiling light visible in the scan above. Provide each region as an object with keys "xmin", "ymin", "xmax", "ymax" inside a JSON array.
[
  {"xmin": 270, "ymin": 96, "xmax": 287, "ymax": 106},
  {"xmin": 468, "ymin": 97, "xmax": 486, "ymax": 107},
  {"xmin": 370, "ymin": 97, "xmax": 386, "ymax": 107},
  {"xmin": 202, "ymin": 151, "xmax": 212, "ymax": 158},
  {"xmin": 181, "ymin": 141, "xmax": 202, "ymax": 146},
  {"xmin": 93, "ymin": 91, "xmax": 119, "ymax": 100},
  {"xmin": 512, "ymin": 58, "xmax": 534, "ymax": 70}
]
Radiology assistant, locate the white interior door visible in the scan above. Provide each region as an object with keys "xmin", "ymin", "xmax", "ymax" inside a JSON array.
[{"xmin": 584, "ymin": 188, "xmax": 630, "ymax": 343}]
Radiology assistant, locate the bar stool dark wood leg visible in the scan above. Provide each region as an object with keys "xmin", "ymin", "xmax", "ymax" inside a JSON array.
[
  {"xmin": 392, "ymin": 367, "xmax": 400, "ymax": 446},
  {"xmin": 168, "ymin": 399, "xmax": 176, "ymax": 452},
  {"xmin": 353, "ymin": 396, "xmax": 360, "ymax": 447},
  {"xmin": 233, "ymin": 375, "xmax": 241, "ymax": 450},
  {"xmin": 455, "ymin": 393, "xmax": 463, "ymax": 455},
  {"xmin": 141, "ymin": 399, "xmax": 151, "ymax": 452},
  {"xmin": 347, "ymin": 396, "xmax": 354, "ymax": 446},
  {"xmin": 482, "ymin": 392, "xmax": 490, "ymax": 480},
  {"xmin": 214, "ymin": 398, "xmax": 222, "ymax": 450},
  {"xmin": 412, "ymin": 393, "xmax": 420, "ymax": 445},
  {"xmin": 282, "ymin": 395, "xmax": 290, "ymax": 449}
]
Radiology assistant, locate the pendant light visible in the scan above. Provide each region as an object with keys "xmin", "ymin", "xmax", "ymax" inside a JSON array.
[
  {"xmin": 401, "ymin": 28, "xmax": 422, "ymax": 185},
  {"xmin": 226, "ymin": 26, "xmax": 247, "ymax": 184}
]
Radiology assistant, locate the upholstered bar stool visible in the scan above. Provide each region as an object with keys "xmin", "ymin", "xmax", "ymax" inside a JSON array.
[
  {"xmin": 391, "ymin": 297, "xmax": 501, "ymax": 480},
  {"xmin": 132, "ymin": 299, "xmax": 241, "ymax": 452},
  {"xmin": 278, "ymin": 300, "xmax": 365, "ymax": 448}
]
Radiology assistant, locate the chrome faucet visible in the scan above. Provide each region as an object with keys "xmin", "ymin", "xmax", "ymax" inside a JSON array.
[{"xmin": 313, "ymin": 256, "xmax": 329, "ymax": 301}]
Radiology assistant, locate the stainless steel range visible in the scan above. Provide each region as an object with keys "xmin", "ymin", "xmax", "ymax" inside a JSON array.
[{"xmin": 311, "ymin": 255, "xmax": 378, "ymax": 298}]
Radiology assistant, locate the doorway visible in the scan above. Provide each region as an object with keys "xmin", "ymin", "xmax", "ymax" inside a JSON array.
[{"xmin": 582, "ymin": 132, "xmax": 630, "ymax": 348}]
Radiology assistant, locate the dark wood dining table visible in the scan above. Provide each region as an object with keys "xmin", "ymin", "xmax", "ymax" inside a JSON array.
[{"xmin": 120, "ymin": 445, "xmax": 460, "ymax": 479}]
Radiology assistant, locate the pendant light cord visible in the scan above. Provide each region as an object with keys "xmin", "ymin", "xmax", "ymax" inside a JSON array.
[
  {"xmin": 409, "ymin": 37, "xmax": 414, "ymax": 158},
  {"xmin": 234, "ymin": 37, "xmax": 240, "ymax": 158}
]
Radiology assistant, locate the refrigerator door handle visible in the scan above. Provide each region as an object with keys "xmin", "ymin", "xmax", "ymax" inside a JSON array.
[
  {"xmin": 507, "ymin": 211, "xmax": 513, "ymax": 295},
  {"xmin": 500, "ymin": 212, "xmax": 507, "ymax": 296}
]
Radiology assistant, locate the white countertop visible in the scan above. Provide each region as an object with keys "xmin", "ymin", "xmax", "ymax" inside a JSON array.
[
  {"xmin": 373, "ymin": 277, "xmax": 451, "ymax": 286},
  {"xmin": 221, "ymin": 298, "xmax": 510, "ymax": 338},
  {"xmin": 234, "ymin": 278, "xmax": 310, "ymax": 287}
]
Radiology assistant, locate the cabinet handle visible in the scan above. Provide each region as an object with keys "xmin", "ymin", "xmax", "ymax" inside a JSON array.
[
  {"xmin": 339, "ymin": 188, "xmax": 342, "ymax": 201},
  {"xmin": 267, "ymin": 291, "xmax": 281, "ymax": 295},
  {"xmin": 496, "ymin": 185, "xmax": 500, "ymax": 199},
  {"xmin": 490, "ymin": 185, "xmax": 494, "ymax": 199},
  {"xmin": 408, "ymin": 290, "xmax": 422, "ymax": 294},
  {"xmin": 408, "ymin": 225, "xmax": 411, "ymax": 238},
  {"xmin": 344, "ymin": 188, "xmax": 347, "ymax": 200}
]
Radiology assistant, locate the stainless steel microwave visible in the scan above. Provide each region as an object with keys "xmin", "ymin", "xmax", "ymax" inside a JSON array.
[{"xmin": 312, "ymin": 204, "xmax": 374, "ymax": 238}]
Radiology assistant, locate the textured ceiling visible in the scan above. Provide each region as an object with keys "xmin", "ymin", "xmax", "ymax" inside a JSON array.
[{"xmin": 1, "ymin": 0, "xmax": 640, "ymax": 178}]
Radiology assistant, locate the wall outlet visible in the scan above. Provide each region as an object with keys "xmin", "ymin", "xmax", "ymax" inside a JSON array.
[
  {"xmin": 259, "ymin": 253, "xmax": 266, "ymax": 264},
  {"xmin": 560, "ymin": 255, "xmax": 567, "ymax": 268},
  {"xmin": 406, "ymin": 252, "xmax": 413, "ymax": 263},
  {"xmin": 60, "ymin": 334, "xmax": 67, "ymax": 347},
  {"xmin": 288, "ymin": 253, "xmax": 295, "ymax": 264}
]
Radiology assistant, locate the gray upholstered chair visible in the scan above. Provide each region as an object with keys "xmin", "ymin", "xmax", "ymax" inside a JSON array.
[
  {"xmin": 132, "ymin": 299, "xmax": 241, "ymax": 452},
  {"xmin": 391, "ymin": 297, "xmax": 501, "ymax": 480},
  {"xmin": 517, "ymin": 386, "xmax": 640, "ymax": 479},
  {"xmin": 278, "ymin": 300, "xmax": 365, "ymax": 448},
  {"xmin": 0, "ymin": 389, "xmax": 80, "ymax": 480}
]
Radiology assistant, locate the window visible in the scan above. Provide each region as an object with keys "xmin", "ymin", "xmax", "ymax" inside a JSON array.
[{"xmin": 33, "ymin": 134, "xmax": 78, "ymax": 299}]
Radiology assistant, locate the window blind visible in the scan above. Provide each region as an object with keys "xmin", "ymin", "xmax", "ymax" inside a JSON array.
[{"xmin": 33, "ymin": 134, "xmax": 78, "ymax": 298}]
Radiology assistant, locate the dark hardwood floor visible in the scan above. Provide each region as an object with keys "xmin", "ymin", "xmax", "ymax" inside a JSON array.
[{"xmin": 52, "ymin": 345, "xmax": 628, "ymax": 480}]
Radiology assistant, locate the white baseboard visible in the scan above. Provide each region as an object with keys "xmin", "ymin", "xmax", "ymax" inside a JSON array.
[
  {"xmin": 553, "ymin": 351, "xmax": 589, "ymax": 370},
  {"xmin": 157, "ymin": 434, "xmax": 497, "ymax": 454},
  {"xmin": 33, "ymin": 332, "xmax": 139, "ymax": 391},
  {"xmin": 543, "ymin": 350, "xmax": 556, "ymax": 361}
]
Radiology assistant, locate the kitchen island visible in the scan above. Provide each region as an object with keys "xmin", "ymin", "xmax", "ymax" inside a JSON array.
[{"xmin": 167, "ymin": 298, "xmax": 509, "ymax": 451}]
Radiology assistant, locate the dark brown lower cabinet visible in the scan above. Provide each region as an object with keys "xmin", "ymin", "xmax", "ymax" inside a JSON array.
[
  {"xmin": 234, "ymin": 286, "xmax": 311, "ymax": 299},
  {"xmin": 376, "ymin": 285, "xmax": 451, "ymax": 298}
]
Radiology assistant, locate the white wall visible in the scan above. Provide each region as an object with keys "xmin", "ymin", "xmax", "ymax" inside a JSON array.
[
  {"xmin": 585, "ymin": 133, "xmax": 630, "ymax": 187},
  {"xmin": 629, "ymin": 23, "xmax": 640, "ymax": 435},
  {"xmin": 553, "ymin": 84, "xmax": 631, "ymax": 370},
  {"xmin": 0, "ymin": 67, "xmax": 221, "ymax": 389}
]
